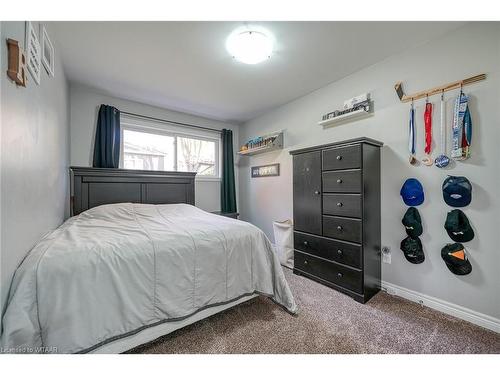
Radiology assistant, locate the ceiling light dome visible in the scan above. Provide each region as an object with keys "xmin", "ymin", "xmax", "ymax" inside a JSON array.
[{"xmin": 226, "ymin": 26, "xmax": 274, "ymax": 65}]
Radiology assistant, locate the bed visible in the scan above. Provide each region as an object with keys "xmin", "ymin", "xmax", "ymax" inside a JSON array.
[{"xmin": 0, "ymin": 168, "xmax": 297, "ymax": 353}]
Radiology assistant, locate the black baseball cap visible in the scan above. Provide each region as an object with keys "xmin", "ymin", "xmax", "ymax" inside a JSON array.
[
  {"xmin": 442, "ymin": 176, "xmax": 472, "ymax": 207},
  {"xmin": 402, "ymin": 207, "xmax": 423, "ymax": 238},
  {"xmin": 441, "ymin": 243, "xmax": 472, "ymax": 275},
  {"xmin": 400, "ymin": 236, "xmax": 425, "ymax": 264},
  {"xmin": 445, "ymin": 209, "xmax": 474, "ymax": 242}
]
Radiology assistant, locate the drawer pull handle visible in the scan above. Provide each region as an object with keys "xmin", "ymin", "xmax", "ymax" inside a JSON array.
[
  {"xmin": 303, "ymin": 241, "xmax": 309, "ymax": 246},
  {"xmin": 304, "ymin": 260, "xmax": 308, "ymax": 266},
  {"xmin": 336, "ymin": 155, "xmax": 343, "ymax": 161},
  {"xmin": 337, "ymin": 272, "xmax": 343, "ymax": 278},
  {"xmin": 337, "ymin": 249, "xmax": 343, "ymax": 255},
  {"xmin": 337, "ymin": 226, "xmax": 343, "ymax": 231},
  {"xmin": 337, "ymin": 202, "xmax": 343, "ymax": 207},
  {"xmin": 314, "ymin": 190, "xmax": 320, "ymax": 195},
  {"xmin": 337, "ymin": 179, "xmax": 343, "ymax": 184}
]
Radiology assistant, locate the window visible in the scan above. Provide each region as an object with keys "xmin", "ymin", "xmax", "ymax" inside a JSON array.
[
  {"xmin": 120, "ymin": 118, "xmax": 220, "ymax": 179},
  {"xmin": 177, "ymin": 136, "xmax": 217, "ymax": 176},
  {"xmin": 122, "ymin": 129, "xmax": 175, "ymax": 171}
]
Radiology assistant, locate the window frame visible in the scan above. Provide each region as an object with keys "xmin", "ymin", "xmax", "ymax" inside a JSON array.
[{"xmin": 119, "ymin": 117, "xmax": 221, "ymax": 181}]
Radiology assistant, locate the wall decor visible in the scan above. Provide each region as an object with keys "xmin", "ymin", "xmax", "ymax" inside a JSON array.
[
  {"xmin": 318, "ymin": 92, "xmax": 373, "ymax": 127},
  {"xmin": 25, "ymin": 21, "xmax": 41, "ymax": 85},
  {"xmin": 40, "ymin": 25, "xmax": 55, "ymax": 77},
  {"xmin": 6, "ymin": 38, "xmax": 27, "ymax": 87},
  {"xmin": 251, "ymin": 163, "xmax": 280, "ymax": 178},
  {"xmin": 238, "ymin": 131, "xmax": 283, "ymax": 156},
  {"xmin": 394, "ymin": 73, "xmax": 485, "ymax": 103}
]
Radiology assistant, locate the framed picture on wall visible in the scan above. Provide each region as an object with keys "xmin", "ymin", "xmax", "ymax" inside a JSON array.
[
  {"xmin": 25, "ymin": 21, "xmax": 41, "ymax": 85},
  {"xmin": 40, "ymin": 25, "xmax": 55, "ymax": 77},
  {"xmin": 251, "ymin": 163, "xmax": 280, "ymax": 178}
]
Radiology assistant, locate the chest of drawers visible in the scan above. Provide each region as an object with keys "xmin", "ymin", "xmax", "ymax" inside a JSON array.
[{"xmin": 290, "ymin": 138, "xmax": 382, "ymax": 303}]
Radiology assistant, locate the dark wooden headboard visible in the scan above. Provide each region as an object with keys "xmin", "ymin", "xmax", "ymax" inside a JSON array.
[{"xmin": 70, "ymin": 167, "xmax": 196, "ymax": 216}]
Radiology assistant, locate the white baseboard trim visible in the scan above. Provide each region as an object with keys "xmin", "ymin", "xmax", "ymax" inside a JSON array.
[{"xmin": 381, "ymin": 281, "xmax": 500, "ymax": 333}]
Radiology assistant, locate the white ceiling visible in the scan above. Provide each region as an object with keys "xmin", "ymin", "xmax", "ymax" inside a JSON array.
[{"xmin": 50, "ymin": 22, "xmax": 465, "ymax": 123}]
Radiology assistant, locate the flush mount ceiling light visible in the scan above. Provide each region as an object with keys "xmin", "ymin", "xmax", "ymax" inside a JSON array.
[{"xmin": 226, "ymin": 26, "xmax": 274, "ymax": 65}]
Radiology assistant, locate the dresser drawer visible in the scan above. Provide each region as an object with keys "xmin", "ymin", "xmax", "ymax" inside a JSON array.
[
  {"xmin": 323, "ymin": 216, "xmax": 362, "ymax": 243},
  {"xmin": 322, "ymin": 144, "xmax": 361, "ymax": 171},
  {"xmin": 322, "ymin": 170, "xmax": 361, "ymax": 193},
  {"xmin": 294, "ymin": 231, "xmax": 362, "ymax": 268},
  {"xmin": 294, "ymin": 251, "xmax": 363, "ymax": 293},
  {"xmin": 323, "ymin": 194, "xmax": 361, "ymax": 218}
]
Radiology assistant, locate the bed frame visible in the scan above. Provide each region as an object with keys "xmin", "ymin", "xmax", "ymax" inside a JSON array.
[{"xmin": 70, "ymin": 167, "xmax": 196, "ymax": 216}]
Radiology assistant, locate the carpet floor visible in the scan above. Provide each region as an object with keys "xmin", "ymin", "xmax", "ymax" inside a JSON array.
[{"xmin": 128, "ymin": 268, "xmax": 500, "ymax": 354}]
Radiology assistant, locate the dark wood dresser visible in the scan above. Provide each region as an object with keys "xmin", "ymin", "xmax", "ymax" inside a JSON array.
[{"xmin": 290, "ymin": 137, "xmax": 382, "ymax": 303}]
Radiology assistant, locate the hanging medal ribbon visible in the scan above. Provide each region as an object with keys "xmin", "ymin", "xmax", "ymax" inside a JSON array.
[
  {"xmin": 451, "ymin": 87, "xmax": 472, "ymax": 160},
  {"xmin": 408, "ymin": 100, "xmax": 417, "ymax": 165},
  {"xmin": 435, "ymin": 90, "xmax": 450, "ymax": 168},
  {"xmin": 422, "ymin": 96, "xmax": 433, "ymax": 166},
  {"xmin": 462, "ymin": 97, "xmax": 472, "ymax": 159}
]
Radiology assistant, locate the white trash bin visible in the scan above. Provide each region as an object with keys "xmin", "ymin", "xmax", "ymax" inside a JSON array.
[{"xmin": 273, "ymin": 219, "xmax": 294, "ymax": 268}]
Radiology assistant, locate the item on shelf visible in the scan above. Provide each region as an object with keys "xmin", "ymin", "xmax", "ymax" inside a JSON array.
[
  {"xmin": 445, "ymin": 209, "xmax": 475, "ymax": 242},
  {"xmin": 408, "ymin": 100, "xmax": 417, "ymax": 165},
  {"xmin": 321, "ymin": 99, "xmax": 370, "ymax": 121},
  {"xmin": 422, "ymin": 97, "xmax": 433, "ymax": 166},
  {"xmin": 441, "ymin": 243, "xmax": 472, "ymax": 275},
  {"xmin": 435, "ymin": 90, "xmax": 450, "ymax": 168},
  {"xmin": 238, "ymin": 131, "xmax": 283, "ymax": 155},
  {"xmin": 400, "ymin": 178, "xmax": 424, "ymax": 206},
  {"xmin": 400, "ymin": 236, "xmax": 425, "ymax": 264},
  {"xmin": 451, "ymin": 89, "xmax": 472, "ymax": 161},
  {"xmin": 442, "ymin": 176, "xmax": 472, "ymax": 207},
  {"xmin": 402, "ymin": 207, "xmax": 423, "ymax": 238},
  {"xmin": 343, "ymin": 93, "xmax": 370, "ymax": 110}
]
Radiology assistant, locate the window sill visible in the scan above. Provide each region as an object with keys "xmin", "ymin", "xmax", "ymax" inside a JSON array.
[{"xmin": 195, "ymin": 177, "xmax": 221, "ymax": 182}]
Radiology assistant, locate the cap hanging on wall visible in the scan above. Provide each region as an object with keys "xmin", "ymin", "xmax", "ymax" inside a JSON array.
[
  {"xmin": 400, "ymin": 178, "xmax": 424, "ymax": 206},
  {"xmin": 441, "ymin": 243, "xmax": 472, "ymax": 276},
  {"xmin": 445, "ymin": 209, "xmax": 474, "ymax": 242},
  {"xmin": 442, "ymin": 176, "xmax": 472, "ymax": 207},
  {"xmin": 402, "ymin": 207, "xmax": 423, "ymax": 238}
]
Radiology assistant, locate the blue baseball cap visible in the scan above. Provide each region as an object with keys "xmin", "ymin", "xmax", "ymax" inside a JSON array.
[
  {"xmin": 442, "ymin": 176, "xmax": 472, "ymax": 207},
  {"xmin": 400, "ymin": 178, "xmax": 424, "ymax": 206}
]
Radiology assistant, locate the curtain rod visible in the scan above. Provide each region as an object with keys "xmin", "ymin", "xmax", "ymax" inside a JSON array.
[{"xmin": 120, "ymin": 111, "xmax": 223, "ymax": 134}]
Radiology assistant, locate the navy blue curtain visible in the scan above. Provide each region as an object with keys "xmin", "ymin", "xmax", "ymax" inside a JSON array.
[
  {"xmin": 93, "ymin": 105, "xmax": 121, "ymax": 168},
  {"xmin": 221, "ymin": 129, "xmax": 237, "ymax": 213}
]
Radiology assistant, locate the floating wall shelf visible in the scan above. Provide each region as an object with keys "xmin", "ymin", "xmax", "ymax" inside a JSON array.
[
  {"xmin": 318, "ymin": 106, "xmax": 372, "ymax": 127},
  {"xmin": 238, "ymin": 131, "xmax": 283, "ymax": 156}
]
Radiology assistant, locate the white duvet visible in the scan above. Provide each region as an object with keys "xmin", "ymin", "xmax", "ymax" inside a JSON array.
[{"xmin": 0, "ymin": 203, "xmax": 297, "ymax": 353}]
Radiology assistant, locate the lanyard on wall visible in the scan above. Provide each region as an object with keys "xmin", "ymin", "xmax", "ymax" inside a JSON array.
[
  {"xmin": 435, "ymin": 90, "xmax": 450, "ymax": 168},
  {"xmin": 408, "ymin": 100, "xmax": 417, "ymax": 165},
  {"xmin": 451, "ymin": 87, "xmax": 472, "ymax": 160},
  {"xmin": 422, "ymin": 95, "xmax": 433, "ymax": 166}
]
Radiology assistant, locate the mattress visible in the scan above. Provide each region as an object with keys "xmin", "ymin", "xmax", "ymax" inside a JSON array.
[{"xmin": 0, "ymin": 203, "xmax": 297, "ymax": 353}]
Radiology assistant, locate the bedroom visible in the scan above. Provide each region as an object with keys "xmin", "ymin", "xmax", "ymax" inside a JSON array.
[{"xmin": 1, "ymin": 0, "xmax": 499, "ymax": 372}]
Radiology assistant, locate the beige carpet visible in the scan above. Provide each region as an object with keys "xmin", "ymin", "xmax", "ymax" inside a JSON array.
[{"xmin": 128, "ymin": 268, "xmax": 500, "ymax": 354}]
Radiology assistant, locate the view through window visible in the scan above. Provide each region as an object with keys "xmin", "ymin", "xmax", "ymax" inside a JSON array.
[{"xmin": 122, "ymin": 126, "xmax": 219, "ymax": 177}]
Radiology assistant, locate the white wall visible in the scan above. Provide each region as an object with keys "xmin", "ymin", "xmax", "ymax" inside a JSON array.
[
  {"xmin": 69, "ymin": 84, "xmax": 239, "ymax": 212},
  {"xmin": 239, "ymin": 23, "xmax": 500, "ymax": 321},
  {"xmin": 1, "ymin": 22, "xmax": 70, "ymax": 327}
]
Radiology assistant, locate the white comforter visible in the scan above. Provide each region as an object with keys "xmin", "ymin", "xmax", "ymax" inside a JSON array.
[{"xmin": 0, "ymin": 203, "xmax": 297, "ymax": 353}]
